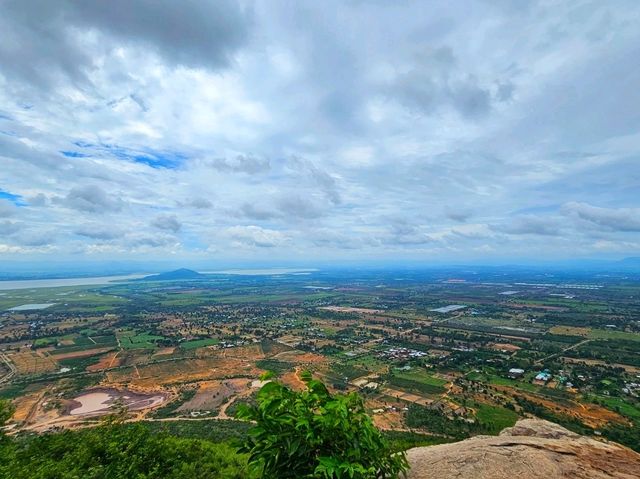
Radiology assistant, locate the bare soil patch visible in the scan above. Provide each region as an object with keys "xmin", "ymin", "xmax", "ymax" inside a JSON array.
[
  {"xmin": 86, "ymin": 351, "xmax": 121, "ymax": 372},
  {"xmin": 177, "ymin": 379, "xmax": 249, "ymax": 412},
  {"xmin": 66, "ymin": 388, "xmax": 167, "ymax": 417},
  {"xmin": 10, "ymin": 350, "xmax": 58, "ymax": 374},
  {"xmin": 50, "ymin": 347, "xmax": 113, "ymax": 360}
]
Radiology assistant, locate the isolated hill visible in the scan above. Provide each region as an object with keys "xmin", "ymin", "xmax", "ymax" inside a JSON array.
[
  {"xmin": 141, "ymin": 268, "xmax": 205, "ymax": 281},
  {"xmin": 406, "ymin": 418, "xmax": 640, "ymax": 479}
]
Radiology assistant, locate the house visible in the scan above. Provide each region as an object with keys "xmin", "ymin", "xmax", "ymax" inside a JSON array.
[
  {"xmin": 534, "ymin": 371, "xmax": 552, "ymax": 382},
  {"xmin": 508, "ymin": 368, "xmax": 525, "ymax": 378}
]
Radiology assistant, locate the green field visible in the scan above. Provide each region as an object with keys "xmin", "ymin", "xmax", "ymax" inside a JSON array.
[
  {"xmin": 473, "ymin": 403, "xmax": 519, "ymax": 434},
  {"xmin": 181, "ymin": 338, "xmax": 220, "ymax": 350},
  {"xmin": 118, "ymin": 330, "xmax": 165, "ymax": 349},
  {"xmin": 387, "ymin": 374, "xmax": 447, "ymax": 395},
  {"xmin": 393, "ymin": 369, "xmax": 447, "ymax": 387},
  {"xmin": 588, "ymin": 329, "xmax": 640, "ymax": 342},
  {"xmin": 586, "ymin": 395, "xmax": 640, "ymax": 420},
  {"xmin": 57, "ymin": 352, "xmax": 109, "ymax": 371}
]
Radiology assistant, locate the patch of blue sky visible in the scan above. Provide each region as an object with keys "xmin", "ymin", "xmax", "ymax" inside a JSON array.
[
  {"xmin": 103, "ymin": 144, "xmax": 187, "ymax": 169},
  {"xmin": 0, "ymin": 189, "xmax": 26, "ymax": 206},
  {"xmin": 61, "ymin": 151, "xmax": 90, "ymax": 158},
  {"xmin": 511, "ymin": 204, "xmax": 560, "ymax": 215}
]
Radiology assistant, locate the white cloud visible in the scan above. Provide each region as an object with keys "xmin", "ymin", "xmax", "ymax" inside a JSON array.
[
  {"xmin": 0, "ymin": 1, "xmax": 639, "ymax": 261},
  {"xmin": 226, "ymin": 225, "xmax": 289, "ymax": 248}
]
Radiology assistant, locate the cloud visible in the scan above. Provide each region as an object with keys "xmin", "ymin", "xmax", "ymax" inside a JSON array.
[
  {"xmin": 226, "ymin": 225, "xmax": 288, "ymax": 248},
  {"xmin": 277, "ymin": 196, "xmax": 324, "ymax": 219},
  {"xmin": 0, "ymin": 199, "xmax": 18, "ymax": 217},
  {"xmin": 0, "ymin": 220, "xmax": 22, "ymax": 235},
  {"xmin": 26, "ymin": 193, "xmax": 49, "ymax": 207},
  {"xmin": 0, "ymin": 0, "xmax": 250, "ymax": 89},
  {"xmin": 562, "ymin": 202, "xmax": 640, "ymax": 232},
  {"xmin": 391, "ymin": 46, "xmax": 497, "ymax": 119},
  {"xmin": 60, "ymin": 185, "xmax": 124, "ymax": 213},
  {"xmin": 494, "ymin": 216, "xmax": 562, "ymax": 236},
  {"xmin": 18, "ymin": 230, "xmax": 56, "ymax": 247},
  {"xmin": 0, "ymin": 2, "xmax": 639, "ymax": 261},
  {"xmin": 445, "ymin": 209, "xmax": 472, "ymax": 223},
  {"xmin": 209, "ymin": 155, "xmax": 270, "ymax": 174},
  {"xmin": 240, "ymin": 203, "xmax": 279, "ymax": 220},
  {"xmin": 186, "ymin": 198, "xmax": 213, "ymax": 209},
  {"xmin": 75, "ymin": 225, "xmax": 124, "ymax": 240},
  {"xmin": 152, "ymin": 214, "xmax": 182, "ymax": 233},
  {"xmin": 288, "ymin": 158, "xmax": 341, "ymax": 204}
]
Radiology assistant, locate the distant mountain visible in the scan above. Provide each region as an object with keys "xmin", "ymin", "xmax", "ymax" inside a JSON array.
[{"xmin": 141, "ymin": 268, "xmax": 205, "ymax": 281}]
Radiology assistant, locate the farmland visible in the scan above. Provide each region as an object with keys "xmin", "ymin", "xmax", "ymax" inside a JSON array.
[{"xmin": 0, "ymin": 266, "xmax": 639, "ymax": 451}]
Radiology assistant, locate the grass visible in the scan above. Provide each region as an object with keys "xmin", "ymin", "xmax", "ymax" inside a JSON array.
[
  {"xmin": 180, "ymin": 338, "xmax": 220, "ymax": 350},
  {"xmin": 468, "ymin": 370, "xmax": 539, "ymax": 393},
  {"xmin": 473, "ymin": 403, "xmax": 518, "ymax": 434},
  {"xmin": 586, "ymin": 395, "xmax": 640, "ymax": 420},
  {"xmin": 549, "ymin": 325, "xmax": 640, "ymax": 342},
  {"xmin": 57, "ymin": 353, "xmax": 108, "ymax": 371},
  {"xmin": 588, "ymin": 329, "xmax": 640, "ymax": 342},
  {"xmin": 256, "ymin": 359, "xmax": 294, "ymax": 376},
  {"xmin": 393, "ymin": 369, "xmax": 447, "ymax": 387},
  {"xmin": 118, "ymin": 330, "xmax": 165, "ymax": 349},
  {"xmin": 387, "ymin": 375, "xmax": 446, "ymax": 395},
  {"xmin": 33, "ymin": 337, "xmax": 58, "ymax": 347}
]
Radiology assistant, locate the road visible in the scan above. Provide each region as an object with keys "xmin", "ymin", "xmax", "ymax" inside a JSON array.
[
  {"xmin": 535, "ymin": 339, "xmax": 592, "ymax": 365},
  {"xmin": 0, "ymin": 352, "xmax": 17, "ymax": 385}
]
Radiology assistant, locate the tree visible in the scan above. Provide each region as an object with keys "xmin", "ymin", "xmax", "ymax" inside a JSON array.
[
  {"xmin": 0, "ymin": 399, "xmax": 15, "ymax": 438},
  {"xmin": 237, "ymin": 372, "xmax": 408, "ymax": 478}
]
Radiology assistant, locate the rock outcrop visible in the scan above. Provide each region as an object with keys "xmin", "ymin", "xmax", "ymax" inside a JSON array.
[{"xmin": 406, "ymin": 419, "xmax": 640, "ymax": 479}]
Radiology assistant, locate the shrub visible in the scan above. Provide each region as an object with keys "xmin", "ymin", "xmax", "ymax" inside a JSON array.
[{"xmin": 237, "ymin": 372, "xmax": 408, "ymax": 478}]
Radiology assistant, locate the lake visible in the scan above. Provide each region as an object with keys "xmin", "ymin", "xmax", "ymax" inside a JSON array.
[{"xmin": 0, "ymin": 274, "xmax": 147, "ymax": 291}]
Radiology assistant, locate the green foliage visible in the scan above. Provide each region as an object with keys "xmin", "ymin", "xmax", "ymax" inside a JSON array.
[
  {"xmin": 0, "ymin": 399, "xmax": 15, "ymax": 438},
  {"xmin": 405, "ymin": 404, "xmax": 479, "ymax": 440},
  {"xmin": 386, "ymin": 376, "xmax": 446, "ymax": 395},
  {"xmin": 0, "ymin": 422, "xmax": 251, "ymax": 478},
  {"xmin": 473, "ymin": 403, "xmax": 518, "ymax": 434},
  {"xmin": 138, "ymin": 419, "xmax": 252, "ymax": 443},
  {"xmin": 151, "ymin": 388, "xmax": 197, "ymax": 418},
  {"xmin": 255, "ymin": 359, "xmax": 294, "ymax": 376},
  {"xmin": 237, "ymin": 372, "xmax": 408, "ymax": 478},
  {"xmin": 181, "ymin": 338, "xmax": 220, "ymax": 350}
]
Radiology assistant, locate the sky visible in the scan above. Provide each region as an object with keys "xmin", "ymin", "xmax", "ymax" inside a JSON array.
[{"xmin": 0, "ymin": 0, "xmax": 639, "ymax": 267}]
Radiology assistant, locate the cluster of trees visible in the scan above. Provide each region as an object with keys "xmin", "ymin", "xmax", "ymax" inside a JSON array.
[{"xmin": 405, "ymin": 404, "xmax": 486, "ymax": 440}]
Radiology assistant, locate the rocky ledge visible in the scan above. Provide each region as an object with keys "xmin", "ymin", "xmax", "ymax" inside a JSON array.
[{"xmin": 406, "ymin": 419, "xmax": 640, "ymax": 479}]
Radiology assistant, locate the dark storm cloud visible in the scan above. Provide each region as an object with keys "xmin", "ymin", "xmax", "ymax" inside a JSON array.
[{"xmin": 0, "ymin": 0, "xmax": 250, "ymax": 88}]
